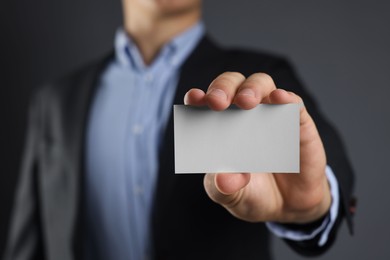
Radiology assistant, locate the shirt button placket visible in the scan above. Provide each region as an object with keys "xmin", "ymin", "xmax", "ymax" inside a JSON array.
[{"xmin": 145, "ymin": 72, "xmax": 153, "ymax": 84}]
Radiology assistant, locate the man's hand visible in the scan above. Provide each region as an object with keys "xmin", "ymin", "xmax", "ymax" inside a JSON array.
[{"xmin": 184, "ymin": 72, "xmax": 331, "ymax": 224}]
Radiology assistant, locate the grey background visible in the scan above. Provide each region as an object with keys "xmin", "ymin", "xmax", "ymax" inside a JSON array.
[{"xmin": 1, "ymin": 0, "xmax": 389, "ymax": 259}]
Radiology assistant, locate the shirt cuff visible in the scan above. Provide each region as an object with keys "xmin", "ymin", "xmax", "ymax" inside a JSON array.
[{"xmin": 266, "ymin": 165, "xmax": 340, "ymax": 247}]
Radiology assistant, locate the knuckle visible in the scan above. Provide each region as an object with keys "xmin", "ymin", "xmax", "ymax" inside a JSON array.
[
  {"xmin": 216, "ymin": 72, "xmax": 245, "ymax": 84},
  {"xmin": 251, "ymin": 72, "xmax": 275, "ymax": 87},
  {"xmin": 221, "ymin": 71, "xmax": 245, "ymax": 81},
  {"xmin": 209, "ymin": 72, "xmax": 245, "ymax": 91},
  {"xmin": 209, "ymin": 80, "xmax": 232, "ymax": 93}
]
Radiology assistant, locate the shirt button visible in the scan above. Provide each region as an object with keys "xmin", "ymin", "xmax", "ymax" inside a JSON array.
[
  {"xmin": 132, "ymin": 124, "xmax": 144, "ymax": 135},
  {"xmin": 144, "ymin": 73, "xmax": 153, "ymax": 83},
  {"xmin": 134, "ymin": 186, "xmax": 144, "ymax": 195}
]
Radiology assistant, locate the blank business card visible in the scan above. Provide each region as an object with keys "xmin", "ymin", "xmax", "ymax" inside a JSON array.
[{"xmin": 174, "ymin": 104, "xmax": 300, "ymax": 174}]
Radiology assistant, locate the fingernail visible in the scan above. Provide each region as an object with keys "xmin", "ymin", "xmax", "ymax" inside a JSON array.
[
  {"xmin": 238, "ymin": 88, "xmax": 255, "ymax": 97},
  {"xmin": 208, "ymin": 89, "xmax": 227, "ymax": 100}
]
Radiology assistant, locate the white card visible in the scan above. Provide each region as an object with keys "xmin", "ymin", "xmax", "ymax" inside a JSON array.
[{"xmin": 174, "ymin": 104, "xmax": 300, "ymax": 174}]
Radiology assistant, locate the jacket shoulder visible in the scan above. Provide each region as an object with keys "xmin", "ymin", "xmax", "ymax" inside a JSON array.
[{"xmin": 36, "ymin": 52, "xmax": 113, "ymax": 102}]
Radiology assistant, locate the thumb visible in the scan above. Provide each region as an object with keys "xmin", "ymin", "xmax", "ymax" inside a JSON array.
[{"xmin": 204, "ymin": 173, "xmax": 251, "ymax": 206}]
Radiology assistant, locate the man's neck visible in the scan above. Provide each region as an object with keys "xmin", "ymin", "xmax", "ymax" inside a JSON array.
[{"xmin": 123, "ymin": 5, "xmax": 201, "ymax": 65}]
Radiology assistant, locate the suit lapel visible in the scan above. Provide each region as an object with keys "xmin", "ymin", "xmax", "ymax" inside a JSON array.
[
  {"xmin": 68, "ymin": 53, "xmax": 114, "ymax": 260},
  {"xmin": 152, "ymin": 35, "xmax": 227, "ymax": 253}
]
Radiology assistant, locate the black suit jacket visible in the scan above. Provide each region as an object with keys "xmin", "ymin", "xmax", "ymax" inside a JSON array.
[{"xmin": 4, "ymin": 36, "xmax": 354, "ymax": 260}]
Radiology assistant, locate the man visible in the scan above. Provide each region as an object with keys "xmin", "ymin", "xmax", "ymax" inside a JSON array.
[{"xmin": 4, "ymin": 0, "xmax": 354, "ymax": 259}]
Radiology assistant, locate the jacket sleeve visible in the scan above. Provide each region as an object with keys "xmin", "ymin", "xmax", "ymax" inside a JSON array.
[
  {"xmin": 3, "ymin": 91, "xmax": 45, "ymax": 260},
  {"xmin": 269, "ymin": 58, "xmax": 355, "ymax": 256}
]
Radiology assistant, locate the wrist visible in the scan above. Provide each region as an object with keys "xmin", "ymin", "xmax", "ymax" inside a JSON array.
[{"xmin": 311, "ymin": 177, "xmax": 332, "ymax": 220}]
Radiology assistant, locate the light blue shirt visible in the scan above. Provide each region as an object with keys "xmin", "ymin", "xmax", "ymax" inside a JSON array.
[
  {"xmin": 85, "ymin": 21, "xmax": 340, "ymax": 260},
  {"xmin": 85, "ymin": 23, "xmax": 205, "ymax": 260}
]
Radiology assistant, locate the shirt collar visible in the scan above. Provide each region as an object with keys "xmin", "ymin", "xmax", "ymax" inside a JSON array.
[{"xmin": 114, "ymin": 22, "xmax": 205, "ymax": 70}]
